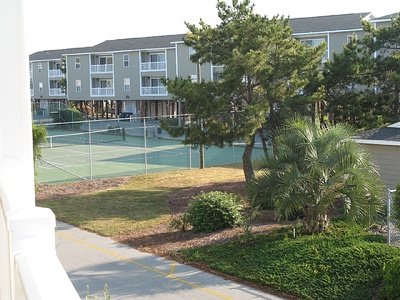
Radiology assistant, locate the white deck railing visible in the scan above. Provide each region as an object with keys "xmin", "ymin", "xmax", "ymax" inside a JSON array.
[
  {"xmin": 91, "ymin": 87, "xmax": 114, "ymax": 96},
  {"xmin": 141, "ymin": 86, "xmax": 167, "ymax": 95},
  {"xmin": 48, "ymin": 69, "xmax": 63, "ymax": 77},
  {"xmin": 141, "ymin": 61, "xmax": 166, "ymax": 71},
  {"xmin": 49, "ymin": 88, "xmax": 65, "ymax": 96},
  {"xmin": 91, "ymin": 64, "xmax": 113, "ymax": 73}
]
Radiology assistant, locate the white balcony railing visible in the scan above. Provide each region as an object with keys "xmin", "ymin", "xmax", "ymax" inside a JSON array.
[
  {"xmin": 91, "ymin": 64, "xmax": 113, "ymax": 73},
  {"xmin": 91, "ymin": 87, "xmax": 114, "ymax": 96},
  {"xmin": 141, "ymin": 86, "xmax": 167, "ymax": 95},
  {"xmin": 141, "ymin": 61, "xmax": 166, "ymax": 71},
  {"xmin": 48, "ymin": 69, "xmax": 63, "ymax": 77},
  {"xmin": 49, "ymin": 88, "xmax": 65, "ymax": 96}
]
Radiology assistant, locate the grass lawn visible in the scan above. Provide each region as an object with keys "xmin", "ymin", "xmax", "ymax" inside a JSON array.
[
  {"xmin": 37, "ymin": 164, "xmax": 245, "ymax": 235},
  {"xmin": 37, "ymin": 165, "xmax": 400, "ymax": 299}
]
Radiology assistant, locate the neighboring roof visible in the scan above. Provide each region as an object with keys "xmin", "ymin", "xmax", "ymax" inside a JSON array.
[
  {"xmin": 370, "ymin": 12, "xmax": 400, "ymax": 22},
  {"xmin": 29, "ymin": 46, "xmax": 94, "ymax": 61},
  {"xmin": 290, "ymin": 12, "xmax": 371, "ymax": 34},
  {"xmin": 354, "ymin": 126, "xmax": 400, "ymax": 143},
  {"xmin": 89, "ymin": 33, "xmax": 186, "ymax": 53}
]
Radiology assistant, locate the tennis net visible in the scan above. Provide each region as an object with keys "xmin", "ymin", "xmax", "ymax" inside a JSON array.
[{"xmin": 44, "ymin": 127, "xmax": 126, "ymax": 148}]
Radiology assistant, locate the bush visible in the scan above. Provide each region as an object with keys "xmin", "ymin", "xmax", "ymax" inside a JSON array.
[
  {"xmin": 379, "ymin": 256, "xmax": 400, "ymax": 299},
  {"xmin": 32, "ymin": 123, "xmax": 47, "ymax": 170},
  {"xmin": 54, "ymin": 108, "xmax": 83, "ymax": 123},
  {"xmin": 186, "ymin": 191, "xmax": 243, "ymax": 233}
]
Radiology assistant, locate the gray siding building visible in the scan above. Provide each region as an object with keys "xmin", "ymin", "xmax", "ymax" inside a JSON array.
[{"xmin": 29, "ymin": 12, "xmax": 397, "ymax": 119}]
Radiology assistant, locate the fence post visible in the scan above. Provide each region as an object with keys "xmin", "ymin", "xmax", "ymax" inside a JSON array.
[{"xmin": 388, "ymin": 189, "xmax": 392, "ymax": 245}]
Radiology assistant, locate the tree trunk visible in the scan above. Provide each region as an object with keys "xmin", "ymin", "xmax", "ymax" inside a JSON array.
[
  {"xmin": 257, "ymin": 128, "xmax": 269, "ymax": 157},
  {"xmin": 303, "ymin": 205, "xmax": 329, "ymax": 234},
  {"xmin": 242, "ymin": 134, "xmax": 255, "ymax": 185}
]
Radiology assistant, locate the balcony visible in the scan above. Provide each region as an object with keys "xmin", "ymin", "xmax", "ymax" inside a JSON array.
[
  {"xmin": 48, "ymin": 69, "xmax": 63, "ymax": 77},
  {"xmin": 141, "ymin": 86, "xmax": 167, "ymax": 95},
  {"xmin": 91, "ymin": 87, "xmax": 114, "ymax": 96},
  {"xmin": 91, "ymin": 64, "xmax": 113, "ymax": 73},
  {"xmin": 141, "ymin": 61, "xmax": 166, "ymax": 71},
  {"xmin": 49, "ymin": 88, "xmax": 65, "ymax": 96}
]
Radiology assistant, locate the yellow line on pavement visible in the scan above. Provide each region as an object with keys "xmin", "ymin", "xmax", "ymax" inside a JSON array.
[
  {"xmin": 56, "ymin": 231, "xmax": 233, "ymax": 300},
  {"xmin": 168, "ymin": 260, "xmax": 177, "ymax": 277}
]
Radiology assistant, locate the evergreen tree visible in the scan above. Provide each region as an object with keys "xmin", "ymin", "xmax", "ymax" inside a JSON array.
[{"xmin": 164, "ymin": 0, "xmax": 325, "ymax": 183}]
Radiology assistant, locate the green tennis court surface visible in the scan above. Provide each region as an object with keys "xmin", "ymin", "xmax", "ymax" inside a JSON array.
[{"xmin": 37, "ymin": 133, "xmax": 265, "ymax": 184}]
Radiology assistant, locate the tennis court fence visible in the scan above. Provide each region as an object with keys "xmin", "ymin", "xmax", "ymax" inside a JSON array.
[{"xmin": 36, "ymin": 115, "xmax": 265, "ymax": 184}]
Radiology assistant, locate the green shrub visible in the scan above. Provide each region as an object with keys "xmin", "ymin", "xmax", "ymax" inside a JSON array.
[
  {"xmin": 60, "ymin": 108, "xmax": 83, "ymax": 122},
  {"xmin": 186, "ymin": 191, "xmax": 243, "ymax": 233},
  {"xmin": 379, "ymin": 256, "xmax": 400, "ymax": 300},
  {"xmin": 32, "ymin": 123, "xmax": 47, "ymax": 170}
]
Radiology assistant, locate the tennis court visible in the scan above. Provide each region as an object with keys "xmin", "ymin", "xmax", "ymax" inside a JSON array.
[{"xmin": 36, "ymin": 119, "xmax": 265, "ymax": 184}]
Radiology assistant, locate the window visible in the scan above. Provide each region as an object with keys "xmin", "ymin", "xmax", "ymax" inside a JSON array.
[
  {"xmin": 38, "ymin": 63, "xmax": 42, "ymax": 74},
  {"xmin": 123, "ymin": 54, "xmax": 129, "ymax": 67},
  {"xmin": 347, "ymin": 34, "xmax": 358, "ymax": 43},
  {"xmin": 150, "ymin": 53, "xmax": 165, "ymax": 63},
  {"xmin": 301, "ymin": 38, "xmax": 328, "ymax": 61},
  {"xmin": 124, "ymin": 78, "xmax": 130, "ymax": 91},
  {"xmin": 189, "ymin": 47, "xmax": 196, "ymax": 57},
  {"xmin": 75, "ymin": 80, "xmax": 81, "ymax": 92},
  {"xmin": 75, "ymin": 57, "xmax": 81, "ymax": 70},
  {"xmin": 38, "ymin": 82, "xmax": 43, "ymax": 92},
  {"xmin": 99, "ymin": 56, "xmax": 113, "ymax": 65}
]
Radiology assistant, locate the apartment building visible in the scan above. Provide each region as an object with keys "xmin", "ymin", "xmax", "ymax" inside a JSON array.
[{"xmin": 29, "ymin": 12, "xmax": 396, "ymax": 119}]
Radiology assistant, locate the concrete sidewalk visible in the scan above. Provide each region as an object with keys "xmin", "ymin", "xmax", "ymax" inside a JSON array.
[{"xmin": 55, "ymin": 221, "xmax": 287, "ymax": 300}]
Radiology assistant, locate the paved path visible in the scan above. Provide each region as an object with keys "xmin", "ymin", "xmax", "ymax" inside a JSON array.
[{"xmin": 55, "ymin": 221, "xmax": 287, "ymax": 300}]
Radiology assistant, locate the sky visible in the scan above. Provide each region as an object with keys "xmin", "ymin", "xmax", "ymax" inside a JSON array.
[{"xmin": 23, "ymin": 0, "xmax": 399, "ymax": 55}]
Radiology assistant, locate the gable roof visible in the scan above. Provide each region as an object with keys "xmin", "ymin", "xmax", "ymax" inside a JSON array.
[
  {"xmin": 89, "ymin": 34, "xmax": 187, "ymax": 53},
  {"xmin": 29, "ymin": 46, "xmax": 94, "ymax": 61},
  {"xmin": 370, "ymin": 12, "xmax": 399, "ymax": 22},
  {"xmin": 290, "ymin": 12, "xmax": 371, "ymax": 34}
]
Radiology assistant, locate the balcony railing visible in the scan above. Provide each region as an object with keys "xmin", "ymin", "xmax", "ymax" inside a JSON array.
[
  {"xmin": 141, "ymin": 61, "xmax": 166, "ymax": 71},
  {"xmin": 91, "ymin": 64, "xmax": 113, "ymax": 73},
  {"xmin": 49, "ymin": 88, "xmax": 65, "ymax": 96},
  {"xmin": 91, "ymin": 87, "xmax": 114, "ymax": 96},
  {"xmin": 48, "ymin": 69, "xmax": 63, "ymax": 77},
  {"xmin": 141, "ymin": 86, "xmax": 167, "ymax": 95}
]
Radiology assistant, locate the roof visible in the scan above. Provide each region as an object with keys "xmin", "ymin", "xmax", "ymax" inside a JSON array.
[
  {"xmin": 290, "ymin": 12, "xmax": 371, "ymax": 34},
  {"xmin": 29, "ymin": 46, "xmax": 94, "ymax": 61},
  {"xmin": 354, "ymin": 126, "xmax": 400, "ymax": 143},
  {"xmin": 29, "ymin": 12, "xmax": 395, "ymax": 58},
  {"xmin": 370, "ymin": 12, "xmax": 400, "ymax": 22},
  {"xmin": 89, "ymin": 33, "xmax": 186, "ymax": 53}
]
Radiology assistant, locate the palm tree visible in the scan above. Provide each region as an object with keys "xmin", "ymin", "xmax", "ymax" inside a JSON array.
[{"xmin": 248, "ymin": 117, "xmax": 385, "ymax": 234}]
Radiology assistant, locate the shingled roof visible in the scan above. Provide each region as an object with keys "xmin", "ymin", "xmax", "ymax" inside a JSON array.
[
  {"xmin": 370, "ymin": 12, "xmax": 400, "ymax": 21},
  {"xmin": 354, "ymin": 124, "xmax": 400, "ymax": 143},
  {"xmin": 29, "ymin": 46, "xmax": 94, "ymax": 61},
  {"xmin": 289, "ymin": 12, "xmax": 371, "ymax": 34},
  {"xmin": 89, "ymin": 33, "xmax": 187, "ymax": 53}
]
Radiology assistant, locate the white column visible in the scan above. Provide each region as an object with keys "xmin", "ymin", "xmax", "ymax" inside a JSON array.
[
  {"xmin": 0, "ymin": 1, "xmax": 80, "ymax": 299},
  {"xmin": 0, "ymin": 0, "xmax": 35, "ymax": 213}
]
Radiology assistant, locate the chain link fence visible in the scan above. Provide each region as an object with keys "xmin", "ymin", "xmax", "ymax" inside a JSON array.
[
  {"xmin": 387, "ymin": 189, "xmax": 400, "ymax": 246},
  {"xmin": 35, "ymin": 116, "xmax": 266, "ymax": 184}
]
